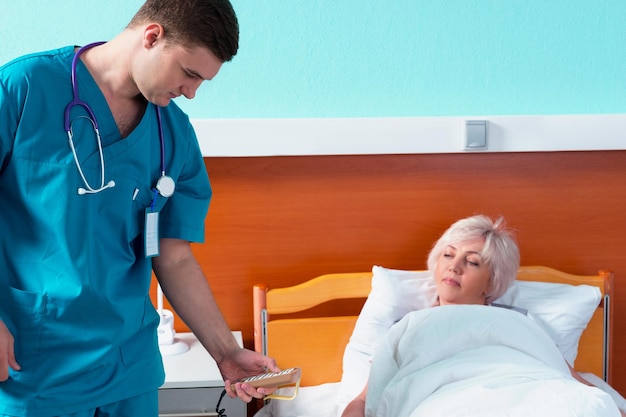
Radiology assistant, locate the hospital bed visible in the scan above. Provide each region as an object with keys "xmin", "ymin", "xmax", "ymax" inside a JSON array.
[{"xmin": 251, "ymin": 265, "xmax": 623, "ymax": 417}]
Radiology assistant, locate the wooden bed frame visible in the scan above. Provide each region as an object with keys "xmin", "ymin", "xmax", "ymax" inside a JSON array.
[{"xmin": 253, "ymin": 266, "xmax": 614, "ymax": 387}]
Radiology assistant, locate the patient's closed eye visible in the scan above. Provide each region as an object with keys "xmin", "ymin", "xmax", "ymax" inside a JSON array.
[{"xmin": 466, "ymin": 258, "xmax": 481, "ymax": 267}]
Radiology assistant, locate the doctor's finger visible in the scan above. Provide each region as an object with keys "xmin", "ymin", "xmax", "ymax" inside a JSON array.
[
  {"xmin": 7, "ymin": 342, "xmax": 20, "ymax": 372},
  {"xmin": 0, "ymin": 351, "xmax": 8, "ymax": 382},
  {"xmin": 0, "ymin": 351, "xmax": 21, "ymax": 382},
  {"xmin": 0, "ymin": 332, "xmax": 20, "ymax": 381}
]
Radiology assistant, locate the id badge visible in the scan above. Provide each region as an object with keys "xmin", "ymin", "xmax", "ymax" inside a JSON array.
[{"xmin": 145, "ymin": 208, "xmax": 160, "ymax": 258}]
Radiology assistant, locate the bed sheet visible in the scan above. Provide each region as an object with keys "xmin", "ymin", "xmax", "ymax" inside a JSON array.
[
  {"xmin": 366, "ymin": 305, "xmax": 620, "ymax": 417},
  {"xmin": 253, "ymin": 377, "xmax": 626, "ymax": 417},
  {"xmin": 253, "ymin": 303, "xmax": 626, "ymax": 417}
]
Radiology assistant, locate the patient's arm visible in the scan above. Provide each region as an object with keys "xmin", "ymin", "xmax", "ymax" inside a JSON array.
[
  {"xmin": 568, "ymin": 364, "xmax": 626, "ymax": 417},
  {"xmin": 568, "ymin": 363, "xmax": 594, "ymax": 386},
  {"xmin": 341, "ymin": 384, "xmax": 368, "ymax": 417}
]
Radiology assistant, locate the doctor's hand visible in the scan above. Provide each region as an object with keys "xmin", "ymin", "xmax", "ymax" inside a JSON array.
[
  {"xmin": 0, "ymin": 320, "xmax": 20, "ymax": 382},
  {"xmin": 219, "ymin": 347, "xmax": 280, "ymax": 401}
]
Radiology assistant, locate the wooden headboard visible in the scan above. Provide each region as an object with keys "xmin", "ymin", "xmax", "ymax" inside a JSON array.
[{"xmin": 253, "ymin": 266, "xmax": 614, "ymax": 387}]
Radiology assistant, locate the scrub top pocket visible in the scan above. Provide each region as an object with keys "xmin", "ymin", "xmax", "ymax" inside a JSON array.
[
  {"xmin": 0, "ymin": 284, "xmax": 45, "ymax": 382},
  {"xmin": 132, "ymin": 183, "xmax": 169, "ymax": 213}
]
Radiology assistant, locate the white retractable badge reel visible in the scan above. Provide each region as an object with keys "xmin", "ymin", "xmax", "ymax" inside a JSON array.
[{"xmin": 156, "ymin": 175, "xmax": 175, "ymax": 198}]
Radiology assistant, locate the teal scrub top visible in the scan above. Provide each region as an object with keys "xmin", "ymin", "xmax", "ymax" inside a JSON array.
[{"xmin": 0, "ymin": 46, "xmax": 212, "ymax": 416}]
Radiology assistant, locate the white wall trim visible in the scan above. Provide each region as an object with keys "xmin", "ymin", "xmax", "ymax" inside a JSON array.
[{"xmin": 192, "ymin": 114, "xmax": 626, "ymax": 157}]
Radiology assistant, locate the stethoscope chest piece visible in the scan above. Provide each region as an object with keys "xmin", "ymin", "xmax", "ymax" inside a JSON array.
[{"xmin": 156, "ymin": 175, "xmax": 175, "ymax": 198}]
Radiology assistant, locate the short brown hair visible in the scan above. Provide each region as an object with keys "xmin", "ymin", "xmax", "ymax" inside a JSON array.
[{"xmin": 128, "ymin": 0, "xmax": 239, "ymax": 62}]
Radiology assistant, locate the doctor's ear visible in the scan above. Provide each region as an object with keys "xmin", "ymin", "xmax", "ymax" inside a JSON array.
[{"xmin": 143, "ymin": 23, "xmax": 165, "ymax": 48}]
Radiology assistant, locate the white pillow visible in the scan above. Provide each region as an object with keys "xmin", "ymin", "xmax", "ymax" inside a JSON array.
[
  {"xmin": 336, "ymin": 266, "xmax": 602, "ymax": 415},
  {"xmin": 336, "ymin": 266, "xmax": 437, "ymax": 414},
  {"xmin": 493, "ymin": 280, "xmax": 601, "ymax": 366}
]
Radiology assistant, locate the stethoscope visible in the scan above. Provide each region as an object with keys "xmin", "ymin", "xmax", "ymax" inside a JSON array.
[{"xmin": 64, "ymin": 41, "xmax": 175, "ymax": 198}]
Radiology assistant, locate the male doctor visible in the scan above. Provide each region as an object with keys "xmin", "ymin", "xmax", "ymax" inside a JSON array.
[{"xmin": 0, "ymin": 0, "xmax": 277, "ymax": 415}]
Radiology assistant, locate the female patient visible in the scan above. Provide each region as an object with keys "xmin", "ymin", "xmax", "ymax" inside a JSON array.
[{"xmin": 341, "ymin": 214, "xmax": 625, "ymax": 417}]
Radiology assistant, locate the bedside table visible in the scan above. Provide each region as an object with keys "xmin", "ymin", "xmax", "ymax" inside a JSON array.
[{"xmin": 158, "ymin": 332, "xmax": 246, "ymax": 417}]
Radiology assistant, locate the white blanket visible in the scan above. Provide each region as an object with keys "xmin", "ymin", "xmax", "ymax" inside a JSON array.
[{"xmin": 366, "ymin": 305, "xmax": 620, "ymax": 417}]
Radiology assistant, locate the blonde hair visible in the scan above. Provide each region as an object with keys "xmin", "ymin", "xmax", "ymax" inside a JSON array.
[{"xmin": 427, "ymin": 215, "xmax": 520, "ymax": 303}]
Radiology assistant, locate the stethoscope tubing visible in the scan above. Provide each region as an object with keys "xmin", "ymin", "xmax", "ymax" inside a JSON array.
[
  {"xmin": 64, "ymin": 42, "xmax": 173, "ymax": 197},
  {"xmin": 155, "ymin": 105, "xmax": 166, "ymax": 176},
  {"xmin": 64, "ymin": 42, "xmax": 105, "ymax": 132}
]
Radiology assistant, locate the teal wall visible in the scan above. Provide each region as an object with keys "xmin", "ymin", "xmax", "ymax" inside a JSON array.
[{"xmin": 2, "ymin": 1, "xmax": 624, "ymax": 119}]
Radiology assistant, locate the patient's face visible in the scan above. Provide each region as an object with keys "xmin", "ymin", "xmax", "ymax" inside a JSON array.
[{"xmin": 435, "ymin": 238, "xmax": 491, "ymax": 306}]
